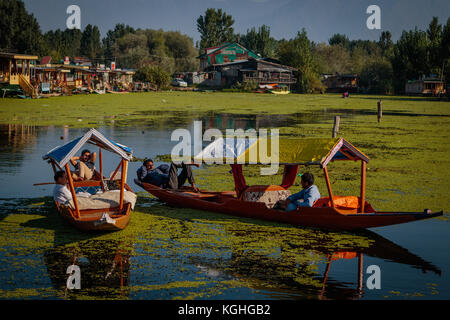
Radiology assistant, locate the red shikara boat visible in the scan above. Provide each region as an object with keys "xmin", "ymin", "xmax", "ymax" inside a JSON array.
[{"xmin": 138, "ymin": 137, "xmax": 443, "ymax": 231}]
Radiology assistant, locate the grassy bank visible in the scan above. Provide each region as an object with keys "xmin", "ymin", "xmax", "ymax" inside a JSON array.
[{"xmin": 0, "ymin": 92, "xmax": 449, "ymax": 127}]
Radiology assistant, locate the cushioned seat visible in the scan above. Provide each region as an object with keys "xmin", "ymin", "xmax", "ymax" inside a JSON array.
[
  {"xmin": 67, "ymin": 190, "xmax": 137, "ymax": 211},
  {"xmin": 313, "ymin": 196, "xmax": 376, "ymax": 213},
  {"xmin": 242, "ymin": 185, "xmax": 291, "ymax": 209}
]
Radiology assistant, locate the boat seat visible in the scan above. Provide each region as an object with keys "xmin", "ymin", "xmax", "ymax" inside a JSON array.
[
  {"xmin": 313, "ymin": 196, "xmax": 376, "ymax": 213},
  {"xmin": 242, "ymin": 185, "xmax": 291, "ymax": 209},
  {"xmin": 67, "ymin": 190, "xmax": 137, "ymax": 211}
]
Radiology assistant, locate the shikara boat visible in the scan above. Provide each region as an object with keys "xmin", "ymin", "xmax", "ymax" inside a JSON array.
[
  {"xmin": 139, "ymin": 137, "xmax": 442, "ymax": 231},
  {"xmin": 42, "ymin": 129, "xmax": 136, "ymax": 231},
  {"xmin": 269, "ymin": 85, "xmax": 290, "ymax": 94}
]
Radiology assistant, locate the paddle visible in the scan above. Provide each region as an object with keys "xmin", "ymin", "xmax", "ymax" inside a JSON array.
[{"xmin": 33, "ymin": 182, "xmax": 56, "ymax": 186}]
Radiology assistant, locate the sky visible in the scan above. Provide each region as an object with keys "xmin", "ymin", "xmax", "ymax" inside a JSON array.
[{"xmin": 22, "ymin": 0, "xmax": 450, "ymax": 43}]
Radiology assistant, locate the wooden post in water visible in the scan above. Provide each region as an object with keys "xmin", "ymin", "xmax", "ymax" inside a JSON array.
[
  {"xmin": 332, "ymin": 115, "xmax": 340, "ymax": 138},
  {"xmin": 377, "ymin": 100, "xmax": 382, "ymax": 123}
]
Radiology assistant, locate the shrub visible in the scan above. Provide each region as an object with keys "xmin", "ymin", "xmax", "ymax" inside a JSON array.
[{"xmin": 135, "ymin": 65, "xmax": 171, "ymax": 90}]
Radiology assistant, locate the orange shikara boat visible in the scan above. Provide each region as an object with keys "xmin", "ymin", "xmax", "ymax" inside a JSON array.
[
  {"xmin": 42, "ymin": 129, "xmax": 136, "ymax": 231},
  {"xmin": 138, "ymin": 137, "xmax": 442, "ymax": 231}
]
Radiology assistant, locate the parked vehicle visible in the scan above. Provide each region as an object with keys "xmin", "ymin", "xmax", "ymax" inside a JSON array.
[{"xmin": 171, "ymin": 78, "xmax": 188, "ymax": 87}]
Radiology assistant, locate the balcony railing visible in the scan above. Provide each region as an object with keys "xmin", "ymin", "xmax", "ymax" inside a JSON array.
[{"xmin": 243, "ymin": 75, "xmax": 296, "ymax": 84}]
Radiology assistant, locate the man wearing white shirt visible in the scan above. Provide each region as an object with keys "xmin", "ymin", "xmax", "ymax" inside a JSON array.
[{"xmin": 53, "ymin": 171, "xmax": 73, "ymax": 205}]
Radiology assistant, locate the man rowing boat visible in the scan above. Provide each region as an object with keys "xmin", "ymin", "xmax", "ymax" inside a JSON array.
[{"xmin": 137, "ymin": 159, "xmax": 199, "ymax": 192}]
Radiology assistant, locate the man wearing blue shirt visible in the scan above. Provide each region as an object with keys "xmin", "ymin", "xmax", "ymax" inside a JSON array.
[
  {"xmin": 284, "ymin": 173, "xmax": 321, "ymax": 212},
  {"xmin": 137, "ymin": 159, "xmax": 170, "ymax": 187},
  {"xmin": 137, "ymin": 159, "xmax": 199, "ymax": 191}
]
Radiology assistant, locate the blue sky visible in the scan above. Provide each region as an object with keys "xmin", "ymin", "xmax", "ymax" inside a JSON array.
[{"xmin": 23, "ymin": 0, "xmax": 450, "ymax": 43}]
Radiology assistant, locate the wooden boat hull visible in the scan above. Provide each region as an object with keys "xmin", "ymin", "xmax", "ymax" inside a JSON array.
[
  {"xmin": 140, "ymin": 183, "xmax": 443, "ymax": 231},
  {"xmin": 57, "ymin": 202, "xmax": 132, "ymax": 231},
  {"xmin": 269, "ymin": 90, "xmax": 290, "ymax": 95}
]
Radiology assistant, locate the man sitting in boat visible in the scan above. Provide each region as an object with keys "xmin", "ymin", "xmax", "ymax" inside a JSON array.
[
  {"xmin": 137, "ymin": 159, "xmax": 199, "ymax": 191},
  {"xmin": 280, "ymin": 173, "xmax": 321, "ymax": 212},
  {"xmin": 70, "ymin": 149, "xmax": 96, "ymax": 181},
  {"xmin": 137, "ymin": 159, "xmax": 170, "ymax": 187},
  {"xmin": 53, "ymin": 171, "xmax": 72, "ymax": 205}
]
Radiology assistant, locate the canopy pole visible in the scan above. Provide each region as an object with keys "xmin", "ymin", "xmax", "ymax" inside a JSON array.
[
  {"xmin": 357, "ymin": 253, "xmax": 364, "ymax": 294},
  {"xmin": 99, "ymin": 148, "xmax": 104, "ymax": 191},
  {"xmin": 65, "ymin": 163, "xmax": 80, "ymax": 218},
  {"xmin": 110, "ymin": 161, "xmax": 122, "ymax": 181},
  {"xmin": 320, "ymin": 255, "xmax": 332, "ymax": 300},
  {"xmin": 99, "ymin": 148, "xmax": 103, "ymax": 178},
  {"xmin": 119, "ymin": 159, "xmax": 128, "ymax": 211},
  {"xmin": 323, "ymin": 166, "xmax": 335, "ymax": 208},
  {"xmin": 360, "ymin": 161, "xmax": 366, "ymax": 213}
]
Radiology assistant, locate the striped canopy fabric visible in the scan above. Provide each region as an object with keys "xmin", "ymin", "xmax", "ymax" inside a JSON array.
[
  {"xmin": 194, "ymin": 137, "xmax": 369, "ymax": 166},
  {"xmin": 43, "ymin": 128, "xmax": 133, "ymax": 168}
]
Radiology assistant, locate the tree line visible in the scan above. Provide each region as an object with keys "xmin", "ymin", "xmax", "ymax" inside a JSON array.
[
  {"xmin": 0, "ymin": 0, "xmax": 198, "ymax": 76},
  {"xmin": 1, "ymin": 1, "xmax": 449, "ymax": 93}
]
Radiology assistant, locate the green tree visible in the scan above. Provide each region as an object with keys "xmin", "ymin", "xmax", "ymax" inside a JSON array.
[
  {"xmin": 442, "ymin": 18, "xmax": 450, "ymax": 81},
  {"xmin": 392, "ymin": 28, "xmax": 430, "ymax": 92},
  {"xmin": 328, "ymin": 34, "xmax": 350, "ymax": 49},
  {"xmin": 278, "ymin": 29, "xmax": 323, "ymax": 93},
  {"xmin": 110, "ymin": 28, "xmax": 198, "ymax": 72},
  {"xmin": 240, "ymin": 25, "xmax": 277, "ymax": 57},
  {"xmin": 0, "ymin": 0, "xmax": 43, "ymax": 54},
  {"xmin": 350, "ymin": 45, "xmax": 381, "ymax": 74},
  {"xmin": 427, "ymin": 16, "xmax": 443, "ymax": 73},
  {"xmin": 197, "ymin": 8, "xmax": 234, "ymax": 50},
  {"xmin": 115, "ymin": 32, "xmax": 150, "ymax": 69},
  {"xmin": 359, "ymin": 59, "xmax": 393, "ymax": 94},
  {"xmin": 80, "ymin": 24, "xmax": 102, "ymax": 61},
  {"xmin": 379, "ymin": 31, "xmax": 394, "ymax": 58},
  {"xmin": 313, "ymin": 43, "xmax": 352, "ymax": 74},
  {"xmin": 164, "ymin": 31, "xmax": 199, "ymax": 71},
  {"xmin": 42, "ymin": 28, "xmax": 83, "ymax": 61},
  {"xmin": 135, "ymin": 64, "xmax": 170, "ymax": 90},
  {"xmin": 102, "ymin": 23, "xmax": 135, "ymax": 64}
]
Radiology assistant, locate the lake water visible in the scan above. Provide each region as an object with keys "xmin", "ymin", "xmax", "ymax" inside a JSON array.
[{"xmin": 0, "ymin": 113, "xmax": 448, "ymax": 300}]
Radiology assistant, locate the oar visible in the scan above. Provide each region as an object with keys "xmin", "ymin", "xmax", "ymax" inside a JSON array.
[{"xmin": 33, "ymin": 182, "xmax": 56, "ymax": 186}]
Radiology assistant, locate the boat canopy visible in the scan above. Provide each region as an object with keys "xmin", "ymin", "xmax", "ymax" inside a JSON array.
[
  {"xmin": 43, "ymin": 128, "xmax": 133, "ymax": 168},
  {"xmin": 194, "ymin": 137, "xmax": 369, "ymax": 167}
]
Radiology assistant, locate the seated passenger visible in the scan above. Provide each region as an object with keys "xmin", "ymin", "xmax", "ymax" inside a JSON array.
[
  {"xmin": 137, "ymin": 159, "xmax": 199, "ymax": 192},
  {"xmin": 70, "ymin": 149, "xmax": 96, "ymax": 181},
  {"xmin": 53, "ymin": 171, "xmax": 73, "ymax": 205},
  {"xmin": 282, "ymin": 173, "xmax": 320, "ymax": 212}
]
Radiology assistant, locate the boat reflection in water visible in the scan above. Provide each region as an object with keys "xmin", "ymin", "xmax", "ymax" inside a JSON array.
[
  {"xmin": 42, "ymin": 227, "xmax": 440, "ymax": 300},
  {"xmin": 191, "ymin": 229, "xmax": 441, "ymax": 300},
  {"xmin": 44, "ymin": 240, "xmax": 131, "ymax": 299}
]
